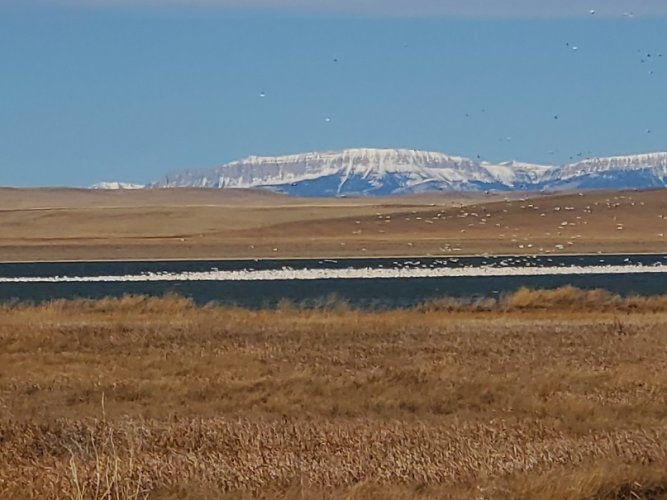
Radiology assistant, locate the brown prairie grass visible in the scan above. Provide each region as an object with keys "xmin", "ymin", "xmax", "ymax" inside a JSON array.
[
  {"xmin": 422, "ymin": 285, "xmax": 667, "ymax": 313},
  {"xmin": 0, "ymin": 288, "xmax": 666, "ymax": 499}
]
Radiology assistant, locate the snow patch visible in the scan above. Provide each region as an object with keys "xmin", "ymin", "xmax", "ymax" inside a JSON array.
[{"xmin": 90, "ymin": 182, "xmax": 145, "ymax": 190}]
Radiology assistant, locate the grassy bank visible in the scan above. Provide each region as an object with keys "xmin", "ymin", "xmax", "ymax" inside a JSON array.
[{"xmin": 0, "ymin": 289, "xmax": 666, "ymax": 498}]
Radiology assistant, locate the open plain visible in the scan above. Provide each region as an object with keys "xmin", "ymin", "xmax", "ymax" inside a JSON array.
[
  {"xmin": 0, "ymin": 290, "xmax": 666, "ymax": 498},
  {"xmin": 2, "ymin": 188, "xmax": 666, "ymax": 498},
  {"xmin": 0, "ymin": 187, "xmax": 665, "ymax": 261}
]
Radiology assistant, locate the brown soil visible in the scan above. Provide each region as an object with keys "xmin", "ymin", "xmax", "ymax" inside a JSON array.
[{"xmin": 1, "ymin": 188, "xmax": 664, "ymax": 261}]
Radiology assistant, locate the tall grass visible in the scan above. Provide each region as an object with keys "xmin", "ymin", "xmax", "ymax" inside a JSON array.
[
  {"xmin": 4, "ymin": 286, "xmax": 667, "ymax": 314},
  {"xmin": 1, "ymin": 289, "xmax": 666, "ymax": 498},
  {"xmin": 2, "ymin": 418, "xmax": 665, "ymax": 499},
  {"xmin": 421, "ymin": 285, "xmax": 667, "ymax": 312}
]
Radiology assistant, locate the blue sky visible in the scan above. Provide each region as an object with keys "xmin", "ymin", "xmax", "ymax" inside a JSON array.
[{"xmin": 1, "ymin": 2, "xmax": 666, "ymax": 186}]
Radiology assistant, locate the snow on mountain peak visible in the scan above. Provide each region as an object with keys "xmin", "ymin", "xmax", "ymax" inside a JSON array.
[
  {"xmin": 541, "ymin": 151, "xmax": 667, "ymax": 188},
  {"xmin": 154, "ymin": 148, "xmax": 549, "ymax": 195},
  {"xmin": 224, "ymin": 148, "xmax": 479, "ymax": 178},
  {"xmin": 147, "ymin": 148, "xmax": 667, "ymax": 196},
  {"xmin": 557, "ymin": 152, "xmax": 667, "ymax": 177},
  {"xmin": 91, "ymin": 182, "xmax": 145, "ymax": 190}
]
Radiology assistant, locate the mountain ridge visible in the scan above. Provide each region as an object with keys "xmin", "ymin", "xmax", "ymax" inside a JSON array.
[
  {"xmin": 91, "ymin": 182, "xmax": 145, "ymax": 190},
  {"xmin": 113, "ymin": 148, "xmax": 667, "ymax": 195}
]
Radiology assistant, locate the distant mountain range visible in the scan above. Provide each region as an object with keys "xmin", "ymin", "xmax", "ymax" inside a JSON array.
[{"xmin": 94, "ymin": 148, "xmax": 667, "ymax": 196}]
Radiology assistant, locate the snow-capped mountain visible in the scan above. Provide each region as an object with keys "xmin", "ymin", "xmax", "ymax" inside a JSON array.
[
  {"xmin": 91, "ymin": 182, "xmax": 145, "ymax": 190},
  {"xmin": 142, "ymin": 148, "xmax": 667, "ymax": 196},
  {"xmin": 538, "ymin": 153, "xmax": 667, "ymax": 190},
  {"xmin": 482, "ymin": 161, "xmax": 552, "ymax": 189},
  {"xmin": 152, "ymin": 148, "xmax": 551, "ymax": 196}
]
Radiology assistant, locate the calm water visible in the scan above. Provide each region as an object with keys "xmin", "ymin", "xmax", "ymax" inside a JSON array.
[{"xmin": 1, "ymin": 254, "xmax": 666, "ymax": 308}]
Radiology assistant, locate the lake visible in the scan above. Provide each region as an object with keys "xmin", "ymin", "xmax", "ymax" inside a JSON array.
[{"xmin": 1, "ymin": 254, "xmax": 666, "ymax": 308}]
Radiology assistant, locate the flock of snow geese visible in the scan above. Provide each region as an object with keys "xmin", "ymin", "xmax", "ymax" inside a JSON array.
[
  {"xmin": 255, "ymin": 7, "xmax": 662, "ymax": 154},
  {"xmin": 331, "ymin": 193, "xmax": 666, "ymax": 255},
  {"xmin": 1, "ymin": 256, "xmax": 666, "ymax": 283},
  {"xmin": 243, "ymin": 193, "xmax": 665, "ymax": 258},
  {"xmin": 2, "ymin": 193, "xmax": 665, "ymax": 281}
]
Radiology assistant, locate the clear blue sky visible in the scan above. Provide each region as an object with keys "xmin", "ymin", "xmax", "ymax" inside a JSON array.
[{"xmin": 1, "ymin": 2, "xmax": 666, "ymax": 186}]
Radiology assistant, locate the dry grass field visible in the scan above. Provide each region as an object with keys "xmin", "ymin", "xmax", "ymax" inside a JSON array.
[
  {"xmin": 0, "ymin": 187, "xmax": 665, "ymax": 261},
  {"xmin": 1, "ymin": 289, "xmax": 666, "ymax": 499}
]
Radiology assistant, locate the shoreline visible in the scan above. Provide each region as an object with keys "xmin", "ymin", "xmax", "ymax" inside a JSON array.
[{"xmin": 1, "ymin": 250, "xmax": 666, "ymax": 265}]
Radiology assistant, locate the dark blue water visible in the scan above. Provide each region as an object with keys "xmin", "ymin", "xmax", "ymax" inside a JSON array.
[
  {"xmin": 1, "ymin": 254, "xmax": 666, "ymax": 278},
  {"xmin": 1, "ymin": 254, "xmax": 666, "ymax": 308}
]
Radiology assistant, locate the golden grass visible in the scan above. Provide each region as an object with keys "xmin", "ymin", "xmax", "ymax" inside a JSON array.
[
  {"xmin": 0, "ymin": 289, "xmax": 666, "ymax": 498},
  {"xmin": 422, "ymin": 285, "xmax": 667, "ymax": 313},
  {"xmin": 3, "ymin": 420, "xmax": 666, "ymax": 499}
]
